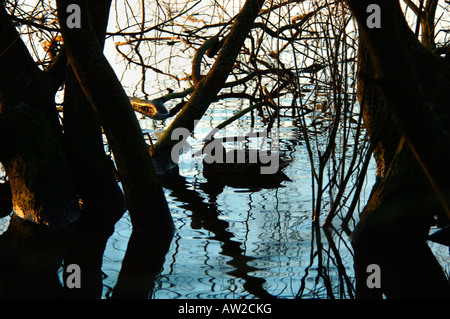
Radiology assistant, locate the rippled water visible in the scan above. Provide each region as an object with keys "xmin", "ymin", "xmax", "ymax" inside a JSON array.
[
  {"xmin": 0, "ymin": 0, "xmax": 449, "ymax": 300},
  {"xmin": 98, "ymin": 99, "xmax": 374, "ymax": 299},
  {"xmin": 1, "ymin": 99, "xmax": 448, "ymax": 299}
]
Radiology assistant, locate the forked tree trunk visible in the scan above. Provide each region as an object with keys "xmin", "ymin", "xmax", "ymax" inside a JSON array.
[
  {"xmin": 0, "ymin": 5, "xmax": 80, "ymax": 227},
  {"xmin": 346, "ymin": 0, "xmax": 450, "ymax": 298},
  {"xmin": 56, "ymin": 0, "xmax": 174, "ymax": 236},
  {"xmin": 62, "ymin": 0, "xmax": 126, "ymax": 220}
]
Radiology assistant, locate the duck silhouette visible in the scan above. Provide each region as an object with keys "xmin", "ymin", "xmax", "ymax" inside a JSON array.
[{"xmin": 201, "ymin": 138, "xmax": 291, "ymax": 190}]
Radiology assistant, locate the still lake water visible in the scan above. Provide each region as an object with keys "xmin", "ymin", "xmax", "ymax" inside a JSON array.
[
  {"xmin": 0, "ymin": 0, "xmax": 448, "ymax": 300},
  {"xmin": 0, "ymin": 93, "xmax": 449, "ymax": 299},
  {"xmin": 101, "ymin": 98, "xmax": 373, "ymax": 299}
]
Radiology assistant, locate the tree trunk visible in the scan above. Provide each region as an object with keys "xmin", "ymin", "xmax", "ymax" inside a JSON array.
[
  {"xmin": 56, "ymin": 0, "xmax": 174, "ymax": 236},
  {"xmin": 62, "ymin": 0, "xmax": 126, "ymax": 220},
  {"xmin": 357, "ymin": 38, "xmax": 402, "ymax": 181},
  {"xmin": 421, "ymin": 0, "xmax": 438, "ymax": 51},
  {"xmin": 346, "ymin": 0, "xmax": 450, "ymax": 298},
  {"xmin": 346, "ymin": 0, "xmax": 450, "ymax": 218},
  {"xmin": 58, "ymin": 1, "xmax": 129, "ymax": 298},
  {"xmin": 0, "ymin": 4, "xmax": 80, "ymax": 227}
]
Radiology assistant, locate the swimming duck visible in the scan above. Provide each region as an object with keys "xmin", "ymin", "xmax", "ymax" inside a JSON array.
[{"xmin": 201, "ymin": 138, "xmax": 291, "ymax": 190}]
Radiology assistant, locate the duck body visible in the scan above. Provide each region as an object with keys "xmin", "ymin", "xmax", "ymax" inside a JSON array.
[{"xmin": 202, "ymin": 141, "xmax": 291, "ymax": 189}]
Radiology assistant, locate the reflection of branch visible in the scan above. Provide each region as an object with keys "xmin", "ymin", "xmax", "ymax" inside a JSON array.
[
  {"xmin": 203, "ymin": 101, "xmax": 264, "ymax": 141},
  {"xmin": 296, "ymin": 223, "xmax": 353, "ymax": 299},
  {"xmin": 112, "ymin": 231, "xmax": 172, "ymax": 299},
  {"xmin": 322, "ymin": 226, "xmax": 355, "ymax": 298},
  {"xmin": 158, "ymin": 169, "xmax": 275, "ymax": 299}
]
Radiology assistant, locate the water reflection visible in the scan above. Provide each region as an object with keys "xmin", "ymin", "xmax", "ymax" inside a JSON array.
[
  {"xmin": 143, "ymin": 115, "xmax": 361, "ymax": 299},
  {"xmin": 1, "ymin": 102, "xmax": 449, "ymax": 299},
  {"xmin": 0, "ymin": 105, "xmax": 362, "ymax": 299},
  {"xmin": 0, "ymin": 189, "xmax": 171, "ymax": 299},
  {"xmin": 157, "ymin": 167, "xmax": 276, "ymax": 299}
]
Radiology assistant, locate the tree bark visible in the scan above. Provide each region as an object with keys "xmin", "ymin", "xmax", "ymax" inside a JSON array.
[
  {"xmin": 357, "ymin": 38, "xmax": 402, "ymax": 181},
  {"xmin": 345, "ymin": 0, "xmax": 450, "ymax": 219},
  {"xmin": 0, "ymin": 4, "xmax": 79, "ymax": 227},
  {"xmin": 421, "ymin": 0, "xmax": 438, "ymax": 51},
  {"xmin": 62, "ymin": 0, "xmax": 126, "ymax": 219},
  {"xmin": 56, "ymin": 0, "xmax": 174, "ymax": 236},
  {"xmin": 345, "ymin": 0, "xmax": 450, "ymax": 298}
]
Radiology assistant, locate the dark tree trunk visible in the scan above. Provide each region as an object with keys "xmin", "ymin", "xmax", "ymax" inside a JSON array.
[
  {"xmin": 0, "ymin": 4, "xmax": 80, "ymax": 227},
  {"xmin": 346, "ymin": 0, "xmax": 450, "ymax": 218},
  {"xmin": 59, "ymin": 1, "xmax": 129, "ymax": 298},
  {"xmin": 345, "ymin": 0, "xmax": 450, "ymax": 298},
  {"xmin": 62, "ymin": 0, "xmax": 126, "ymax": 220},
  {"xmin": 357, "ymin": 38, "xmax": 402, "ymax": 181},
  {"xmin": 56, "ymin": 0, "xmax": 174, "ymax": 236},
  {"xmin": 0, "ymin": 0, "xmax": 176, "ymax": 297}
]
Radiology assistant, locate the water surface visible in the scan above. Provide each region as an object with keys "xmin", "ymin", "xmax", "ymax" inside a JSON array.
[{"xmin": 101, "ymin": 100, "xmax": 371, "ymax": 299}]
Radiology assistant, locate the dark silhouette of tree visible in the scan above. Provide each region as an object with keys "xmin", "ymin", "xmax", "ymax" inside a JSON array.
[{"xmin": 345, "ymin": 0, "xmax": 450, "ymax": 298}]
